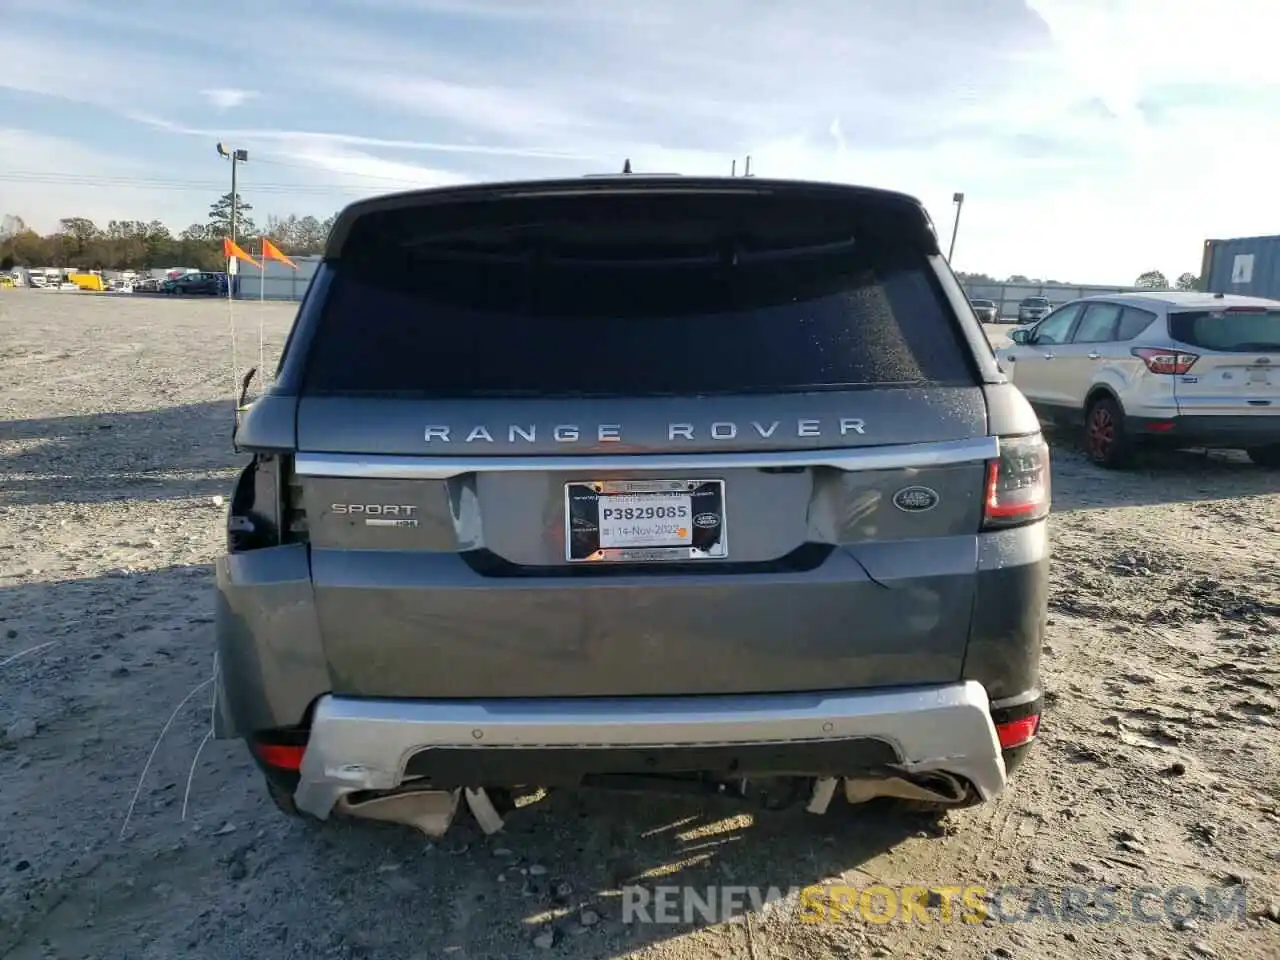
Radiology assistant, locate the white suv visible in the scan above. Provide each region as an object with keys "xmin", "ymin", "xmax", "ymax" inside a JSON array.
[{"xmin": 997, "ymin": 291, "xmax": 1280, "ymax": 468}]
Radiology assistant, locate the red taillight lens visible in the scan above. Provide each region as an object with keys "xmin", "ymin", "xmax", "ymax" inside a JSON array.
[
  {"xmin": 996, "ymin": 714, "xmax": 1040, "ymax": 749},
  {"xmin": 252, "ymin": 742, "xmax": 305, "ymax": 772},
  {"xmin": 1132, "ymin": 347, "xmax": 1198, "ymax": 375},
  {"xmin": 983, "ymin": 434, "xmax": 1050, "ymax": 529}
]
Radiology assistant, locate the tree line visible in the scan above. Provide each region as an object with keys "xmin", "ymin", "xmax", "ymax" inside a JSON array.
[
  {"xmin": 958, "ymin": 270, "xmax": 1201, "ymax": 290},
  {"xmin": 0, "ymin": 193, "xmax": 334, "ymax": 273}
]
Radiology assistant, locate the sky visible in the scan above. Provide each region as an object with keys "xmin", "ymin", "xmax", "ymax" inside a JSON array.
[{"xmin": 1, "ymin": 0, "xmax": 1278, "ymax": 284}]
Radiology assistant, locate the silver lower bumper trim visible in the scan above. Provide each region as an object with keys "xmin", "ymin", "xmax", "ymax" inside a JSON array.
[{"xmin": 294, "ymin": 681, "xmax": 1007, "ymax": 819}]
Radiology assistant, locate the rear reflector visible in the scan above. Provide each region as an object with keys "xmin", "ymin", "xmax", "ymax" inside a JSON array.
[
  {"xmin": 983, "ymin": 434, "xmax": 1051, "ymax": 529},
  {"xmin": 252, "ymin": 742, "xmax": 305, "ymax": 772},
  {"xmin": 1132, "ymin": 347, "xmax": 1198, "ymax": 375},
  {"xmin": 995, "ymin": 714, "xmax": 1040, "ymax": 750}
]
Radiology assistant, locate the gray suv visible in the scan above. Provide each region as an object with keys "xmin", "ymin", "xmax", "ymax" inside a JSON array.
[
  {"xmin": 215, "ymin": 176, "xmax": 1050, "ymax": 836},
  {"xmin": 1017, "ymin": 297, "xmax": 1051, "ymax": 323}
]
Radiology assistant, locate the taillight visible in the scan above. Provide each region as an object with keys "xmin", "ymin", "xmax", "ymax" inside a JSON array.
[
  {"xmin": 995, "ymin": 714, "xmax": 1040, "ymax": 749},
  {"xmin": 983, "ymin": 434, "xmax": 1050, "ymax": 530},
  {"xmin": 251, "ymin": 741, "xmax": 305, "ymax": 772},
  {"xmin": 282, "ymin": 456, "xmax": 309, "ymax": 545},
  {"xmin": 226, "ymin": 453, "xmax": 307, "ymax": 550},
  {"xmin": 1132, "ymin": 347, "xmax": 1198, "ymax": 375}
]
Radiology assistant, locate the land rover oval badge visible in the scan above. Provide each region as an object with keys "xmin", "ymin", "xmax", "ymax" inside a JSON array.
[{"xmin": 893, "ymin": 486, "xmax": 939, "ymax": 513}]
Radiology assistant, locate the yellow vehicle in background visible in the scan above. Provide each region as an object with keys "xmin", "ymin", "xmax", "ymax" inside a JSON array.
[{"xmin": 67, "ymin": 272, "xmax": 106, "ymax": 292}]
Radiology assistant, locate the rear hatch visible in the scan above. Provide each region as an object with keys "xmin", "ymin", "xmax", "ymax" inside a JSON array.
[
  {"xmin": 1169, "ymin": 306, "xmax": 1280, "ymax": 414},
  {"xmin": 287, "ymin": 180, "xmax": 1009, "ymax": 699}
]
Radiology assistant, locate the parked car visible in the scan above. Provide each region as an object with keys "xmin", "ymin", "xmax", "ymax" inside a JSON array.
[
  {"xmin": 216, "ymin": 176, "xmax": 1050, "ymax": 835},
  {"xmin": 1017, "ymin": 296, "xmax": 1051, "ymax": 323},
  {"xmin": 163, "ymin": 271, "xmax": 225, "ymax": 296},
  {"xmin": 996, "ymin": 291, "xmax": 1280, "ymax": 468},
  {"xmin": 969, "ymin": 298, "xmax": 999, "ymax": 323}
]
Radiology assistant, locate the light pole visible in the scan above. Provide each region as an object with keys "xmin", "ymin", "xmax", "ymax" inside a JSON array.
[
  {"xmin": 216, "ymin": 142, "xmax": 249, "ymax": 245},
  {"xmin": 947, "ymin": 191, "xmax": 964, "ymax": 263}
]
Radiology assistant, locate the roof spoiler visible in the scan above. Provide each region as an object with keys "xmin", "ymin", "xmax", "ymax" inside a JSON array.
[{"xmin": 322, "ymin": 177, "xmax": 936, "ymax": 259}]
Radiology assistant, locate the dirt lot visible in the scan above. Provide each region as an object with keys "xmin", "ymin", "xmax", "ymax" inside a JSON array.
[{"xmin": 1, "ymin": 291, "xmax": 1277, "ymax": 960}]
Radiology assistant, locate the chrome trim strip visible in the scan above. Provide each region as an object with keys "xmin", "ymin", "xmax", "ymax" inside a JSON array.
[
  {"xmin": 293, "ymin": 682, "xmax": 1008, "ymax": 819},
  {"xmin": 294, "ymin": 436, "xmax": 1000, "ymax": 480}
]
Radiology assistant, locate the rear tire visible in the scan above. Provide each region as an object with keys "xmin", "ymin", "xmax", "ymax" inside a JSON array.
[
  {"xmin": 1246, "ymin": 444, "xmax": 1280, "ymax": 468},
  {"xmin": 1084, "ymin": 396, "xmax": 1132, "ymax": 468},
  {"xmin": 265, "ymin": 777, "xmax": 303, "ymax": 818}
]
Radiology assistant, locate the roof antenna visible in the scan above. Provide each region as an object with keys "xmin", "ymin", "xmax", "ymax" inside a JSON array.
[{"xmin": 622, "ymin": 158, "xmax": 632, "ymax": 174}]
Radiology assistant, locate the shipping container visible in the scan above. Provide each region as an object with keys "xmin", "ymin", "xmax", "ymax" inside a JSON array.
[{"xmin": 1202, "ymin": 234, "xmax": 1280, "ymax": 300}]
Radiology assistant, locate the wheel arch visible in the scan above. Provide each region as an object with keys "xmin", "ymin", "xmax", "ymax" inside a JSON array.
[{"xmin": 1083, "ymin": 383, "xmax": 1123, "ymax": 416}]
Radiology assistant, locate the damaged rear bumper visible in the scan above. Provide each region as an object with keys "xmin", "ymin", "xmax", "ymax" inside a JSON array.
[{"xmin": 292, "ymin": 680, "xmax": 1008, "ymax": 826}]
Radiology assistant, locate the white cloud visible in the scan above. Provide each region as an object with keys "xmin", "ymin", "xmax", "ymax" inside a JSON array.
[
  {"xmin": 201, "ymin": 88, "xmax": 258, "ymax": 111},
  {"xmin": 262, "ymin": 138, "xmax": 472, "ymax": 192},
  {"xmin": 0, "ymin": 31, "xmax": 137, "ymax": 105},
  {"xmin": 0, "ymin": 129, "xmax": 195, "ymax": 233},
  {"xmin": 332, "ymin": 73, "xmax": 594, "ymax": 140},
  {"xmin": 128, "ymin": 114, "xmax": 591, "ymax": 161},
  {"xmin": 828, "ymin": 119, "xmax": 847, "ymax": 154}
]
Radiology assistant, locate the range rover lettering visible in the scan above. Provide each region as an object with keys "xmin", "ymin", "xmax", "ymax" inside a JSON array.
[
  {"xmin": 216, "ymin": 175, "xmax": 1051, "ymax": 836},
  {"xmin": 422, "ymin": 417, "xmax": 868, "ymax": 444}
]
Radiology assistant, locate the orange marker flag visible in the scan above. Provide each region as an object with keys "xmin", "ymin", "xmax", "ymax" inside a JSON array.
[
  {"xmin": 223, "ymin": 237, "xmax": 260, "ymax": 268},
  {"xmin": 261, "ymin": 237, "xmax": 297, "ymax": 269}
]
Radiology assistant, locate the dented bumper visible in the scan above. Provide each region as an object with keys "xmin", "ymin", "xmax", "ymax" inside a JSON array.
[{"xmin": 292, "ymin": 680, "xmax": 1008, "ymax": 820}]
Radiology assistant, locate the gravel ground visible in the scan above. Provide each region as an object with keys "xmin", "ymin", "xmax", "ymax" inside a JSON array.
[{"xmin": 1, "ymin": 291, "xmax": 1278, "ymax": 960}]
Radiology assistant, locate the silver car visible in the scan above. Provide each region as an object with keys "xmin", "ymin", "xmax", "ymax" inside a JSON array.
[
  {"xmin": 1017, "ymin": 296, "xmax": 1051, "ymax": 323},
  {"xmin": 969, "ymin": 298, "xmax": 999, "ymax": 323},
  {"xmin": 215, "ymin": 176, "xmax": 1051, "ymax": 836},
  {"xmin": 998, "ymin": 291, "xmax": 1280, "ymax": 467}
]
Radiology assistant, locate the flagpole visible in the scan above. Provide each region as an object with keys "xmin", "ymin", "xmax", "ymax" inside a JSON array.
[
  {"xmin": 226, "ymin": 251, "xmax": 240, "ymax": 411},
  {"xmin": 258, "ymin": 238, "xmax": 265, "ymax": 380}
]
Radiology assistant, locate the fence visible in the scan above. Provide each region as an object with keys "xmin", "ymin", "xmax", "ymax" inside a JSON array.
[
  {"xmin": 232, "ymin": 255, "xmax": 322, "ymax": 300},
  {"xmin": 961, "ymin": 282, "xmax": 1142, "ymax": 319}
]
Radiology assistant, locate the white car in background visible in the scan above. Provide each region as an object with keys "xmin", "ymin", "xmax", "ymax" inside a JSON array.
[
  {"xmin": 996, "ymin": 291, "xmax": 1280, "ymax": 468},
  {"xmin": 1016, "ymin": 296, "xmax": 1052, "ymax": 323},
  {"xmin": 969, "ymin": 298, "xmax": 999, "ymax": 323}
]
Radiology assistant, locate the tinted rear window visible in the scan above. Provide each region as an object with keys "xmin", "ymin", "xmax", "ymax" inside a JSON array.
[
  {"xmin": 1169, "ymin": 309, "xmax": 1280, "ymax": 351},
  {"xmin": 1116, "ymin": 306, "xmax": 1156, "ymax": 341},
  {"xmin": 301, "ymin": 193, "xmax": 974, "ymax": 397}
]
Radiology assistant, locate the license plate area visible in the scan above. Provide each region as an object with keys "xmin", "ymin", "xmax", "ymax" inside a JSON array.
[
  {"xmin": 1246, "ymin": 366, "xmax": 1275, "ymax": 386},
  {"xmin": 565, "ymin": 479, "xmax": 727, "ymax": 563}
]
